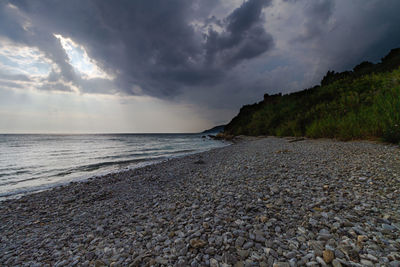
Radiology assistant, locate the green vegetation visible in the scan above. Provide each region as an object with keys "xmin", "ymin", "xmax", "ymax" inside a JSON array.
[{"xmin": 224, "ymin": 48, "xmax": 400, "ymax": 144}]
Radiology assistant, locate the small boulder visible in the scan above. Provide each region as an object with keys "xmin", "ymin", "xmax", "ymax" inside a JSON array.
[
  {"xmin": 323, "ymin": 249, "xmax": 334, "ymax": 263},
  {"xmin": 189, "ymin": 238, "xmax": 207, "ymax": 248}
]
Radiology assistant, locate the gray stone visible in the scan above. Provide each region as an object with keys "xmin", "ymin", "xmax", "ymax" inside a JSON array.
[
  {"xmin": 210, "ymin": 258, "xmax": 219, "ymax": 267},
  {"xmin": 242, "ymin": 241, "xmax": 254, "ymax": 250},
  {"xmin": 285, "ymin": 251, "xmax": 296, "ymax": 259},
  {"xmin": 332, "ymin": 259, "xmax": 342, "ymax": 267},
  {"xmin": 235, "ymin": 236, "xmax": 246, "ymax": 248}
]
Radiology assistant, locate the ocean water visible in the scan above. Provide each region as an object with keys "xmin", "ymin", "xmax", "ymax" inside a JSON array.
[{"xmin": 0, "ymin": 134, "xmax": 226, "ymax": 200}]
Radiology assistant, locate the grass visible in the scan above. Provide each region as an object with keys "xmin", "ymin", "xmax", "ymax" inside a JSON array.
[{"xmin": 225, "ymin": 65, "xmax": 400, "ymax": 144}]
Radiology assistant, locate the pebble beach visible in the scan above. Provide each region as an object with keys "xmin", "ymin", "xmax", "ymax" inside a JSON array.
[{"xmin": 1, "ymin": 137, "xmax": 399, "ymax": 267}]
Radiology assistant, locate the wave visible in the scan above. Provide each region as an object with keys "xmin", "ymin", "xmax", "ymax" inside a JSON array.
[
  {"xmin": 166, "ymin": 149, "xmax": 196, "ymax": 155},
  {"xmin": 0, "ymin": 157, "xmax": 163, "ymax": 187},
  {"xmin": 48, "ymin": 151, "xmax": 87, "ymax": 157},
  {"xmin": 0, "ymin": 134, "xmax": 228, "ymax": 200},
  {"xmin": 70, "ymin": 157, "xmax": 164, "ymax": 173},
  {"xmin": 0, "ymin": 169, "xmax": 32, "ymax": 178}
]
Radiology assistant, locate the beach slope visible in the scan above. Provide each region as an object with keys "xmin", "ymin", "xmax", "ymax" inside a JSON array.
[{"xmin": 1, "ymin": 137, "xmax": 399, "ymax": 266}]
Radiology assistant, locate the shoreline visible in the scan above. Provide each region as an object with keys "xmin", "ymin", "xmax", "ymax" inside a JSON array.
[
  {"xmin": 1, "ymin": 137, "xmax": 399, "ymax": 266},
  {"xmin": 0, "ymin": 139, "xmax": 231, "ymax": 202}
]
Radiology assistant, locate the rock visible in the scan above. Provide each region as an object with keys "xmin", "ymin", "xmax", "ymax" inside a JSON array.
[
  {"xmin": 316, "ymin": 256, "xmax": 327, "ymax": 266},
  {"xmin": 235, "ymin": 236, "xmax": 246, "ymax": 248},
  {"xmin": 382, "ymin": 224, "xmax": 396, "ymax": 231},
  {"xmin": 222, "ymin": 252, "xmax": 236, "ymax": 264},
  {"xmin": 215, "ymin": 236, "xmax": 223, "ymax": 246},
  {"xmin": 55, "ymin": 260, "xmax": 68, "ymax": 267},
  {"xmin": 356, "ymin": 235, "xmax": 367, "ymax": 246},
  {"xmin": 104, "ymin": 247, "xmax": 113, "ymax": 257},
  {"xmin": 135, "ymin": 226, "xmax": 144, "ymax": 232},
  {"xmin": 189, "ymin": 238, "xmax": 207, "ymax": 248},
  {"xmin": 334, "ymin": 249, "xmax": 345, "ymax": 259},
  {"xmin": 309, "ymin": 218, "xmax": 318, "ymax": 226},
  {"xmin": 131, "ymin": 255, "xmax": 145, "ymax": 267},
  {"xmin": 242, "ymin": 241, "xmax": 254, "ymax": 250},
  {"xmin": 1, "ymin": 137, "xmax": 399, "ymax": 267},
  {"xmin": 237, "ymin": 250, "xmax": 250, "ymax": 259},
  {"xmin": 94, "ymin": 260, "xmax": 106, "ymax": 267},
  {"xmin": 234, "ymin": 262, "xmax": 244, "ymax": 267},
  {"xmin": 155, "ymin": 256, "xmax": 168, "ymax": 265},
  {"xmin": 323, "ymin": 249, "xmax": 334, "ymax": 263},
  {"xmin": 288, "ymin": 258, "xmax": 297, "ymax": 267},
  {"xmin": 210, "ymin": 258, "xmax": 219, "ymax": 267},
  {"xmin": 254, "ymin": 232, "xmax": 266, "ymax": 243},
  {"xmin": 338, "ymin": 245, "xmax": 359, "ymax": 261},
  {"xmin": 273, "ymin": 262, "xmax": 290, "ymax": 267},
  {"xmin": 360, "ymin": 259, "xmax": 374, "ymax": 266},
  {"xmin": 176, "ymin": 259, "xmax": 187, "ymax": 267},
  {"xmin": 285, "ymin": 251, "xmax": 296, "ymax": 259},
  {"xmin": 331, "ymin": 259, "xmax": 342, "ymax": 267},
  {"xmin": 308, "ymin": 240, "xmax": 323, "ymax": 256},
  {"xmin": 250, "ymin": 252, "xmax": 261, "ymax": 261},
  {"xmin": 365, "ymin": 254, "xmax": 378, "ymax": 262}
]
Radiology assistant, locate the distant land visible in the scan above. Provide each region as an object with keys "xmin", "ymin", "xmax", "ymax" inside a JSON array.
[
  {"xmin": 224, "ymin": 48, "xmax": 400, "ymax": 144},
  {"xmin": 201, "ymin": 125, "xmax": 225, "ymax": 134}
]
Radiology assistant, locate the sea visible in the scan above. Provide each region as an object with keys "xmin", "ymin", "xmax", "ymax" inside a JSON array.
[{"xmin": 0, "ymin": 133, "xmax": 227, "ymax": 200}]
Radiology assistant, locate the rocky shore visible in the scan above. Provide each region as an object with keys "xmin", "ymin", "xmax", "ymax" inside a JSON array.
[{"xmin": 1, "ymin": 137, "xmax": 399, "ymax": 267}]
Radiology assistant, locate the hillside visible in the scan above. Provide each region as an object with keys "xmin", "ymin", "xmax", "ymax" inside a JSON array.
[
  {"xmin": 224, "ymin": 48, "xmax": 400, "ymax": 144},
  {"xmin": 201, "ymin": 125, "xmax": 225, "ymax": 134}
]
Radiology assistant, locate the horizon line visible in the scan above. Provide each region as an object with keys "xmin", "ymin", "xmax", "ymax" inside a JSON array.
[{"xmin": 0, "ymin": 132, "xmax": 207, "ymax": 135}]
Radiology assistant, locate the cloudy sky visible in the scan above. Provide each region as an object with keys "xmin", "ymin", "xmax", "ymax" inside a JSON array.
[{"xmin": 1, "ymin": 0, "xmax": 400, "ymax": 133}]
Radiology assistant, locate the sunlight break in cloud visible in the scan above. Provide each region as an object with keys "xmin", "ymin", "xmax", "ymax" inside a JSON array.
[
  {"xmin": 54, "ymin": 34, "xmax": 113, "ymax": 80},
  {"xmin": 0, "ymin": 40, "xmax": 51, "ymax": 77}
]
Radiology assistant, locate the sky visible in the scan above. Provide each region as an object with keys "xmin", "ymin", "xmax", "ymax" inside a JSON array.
[{"xmin": 1, "ymin": 0, "xmax": 400, "ymax": 133}]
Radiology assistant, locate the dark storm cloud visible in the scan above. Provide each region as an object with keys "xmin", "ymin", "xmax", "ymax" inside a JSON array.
[
  {"xmin": 350, "ymin": 0, "xmax": 400, "ymax": 64},
  {"xmin": 205, "ymin": 0, "xmax": 273, "ymax": 67},
  {"xmin": 291, "ymin": 0, "xmax": 400, "ymax": 72},
  {"xmin": 0, "ymin": 0, "xmax": 273, "ymax": 98},
  {"xmin": 1, "ymin": 0, "xmax": 400, "ymax": 116},
  {"xmin": 295, "ymin": 0, "xmax": 335, "ymax": 42}
]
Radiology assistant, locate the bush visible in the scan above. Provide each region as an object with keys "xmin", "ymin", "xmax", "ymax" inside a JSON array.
[
  {"xmin": 224, "ymin": 49, "xmax": 400, "ymax": 144},
  {"xmin": 383, "ymin": 124, "xmax": 400, "ymax": 144}
]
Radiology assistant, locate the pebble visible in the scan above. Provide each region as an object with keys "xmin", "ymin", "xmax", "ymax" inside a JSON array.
[
  {"xmin": 210, "ymin": 258, "xmax": 219, "ymax": 267},
  {"xmin": 0, "ymin": 137, "xmax": 399, "ymax": 266},
  {"xmin": 316, "ymin": 256, "xmax": 327, "ymax": 266},
  {"xmin": 332, "ymin": 259, "xmax": 342, "ymax": 267},
  {"xmin": 242, "ymin": 241, "xmax": 254, "ymax": 250},
  {"xmin": 323, "ymin": 249, "xmax": 334, "ymax": 263},
  {"xmin": 235, "ymin": 236, "xmax": 246, "ymax": 248},
  {"xmin": 189, "ymin": 238, "xmax": 207, "ymax": 248}
]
